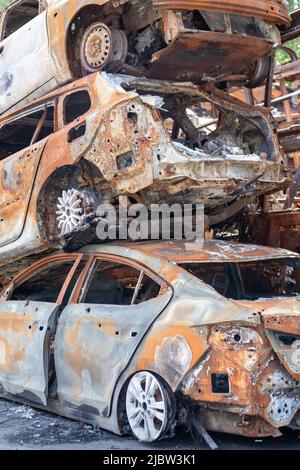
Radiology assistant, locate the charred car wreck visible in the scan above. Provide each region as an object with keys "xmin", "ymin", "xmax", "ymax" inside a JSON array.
[
  {"xmin": 0, "ymin": 0, "xmax": 299, "ymax": 447},
  {"xmin": 0, "ymin": 0, "xmax": 293, "ymax": 276},
  {"xmin": 0, "ymin": 0, "xmax": 291, "ymax": 115},
  {"xmin": 0, "ymin": 241, "xmax": 299, "ymax": 442},
  {"xmin": 0, "ymin": 71, "xmax": 290, "ymax": 282}
]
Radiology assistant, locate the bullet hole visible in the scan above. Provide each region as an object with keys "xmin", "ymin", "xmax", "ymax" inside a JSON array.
[
  {"xmin": 127, "ymin": 112, "xmax": 138, "ymax": 126},
  {"xmin": 39, "ymin": 326, "xmax": 44, "ymax": 331},
  {"xmin": 131, "ymin": 332, "xmax": 137, "ymax": 337},
  {"xmin": 234, "ymin": 334, "xmax": 241, "ymax": 342}
]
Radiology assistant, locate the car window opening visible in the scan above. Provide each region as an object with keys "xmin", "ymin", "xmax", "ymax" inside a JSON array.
[
  {"xmin": 180, "ymin": 258, "xmax": 300, "ymax": 300},
  {"xmin": 64, "ymin": 90, "xmax": 91, "ymax": 124},
  {"xmin": 3, "ymin": 1, "xmax": 40, "ymax": 39},
  {"xmin": 81, "ymin": 260, "xmax": 161, "ymax": 306},
  {"xmin": 0, "ymin": 105, "xmax": 54, "ymax": 159},
  {"xmin": 10, "ymin": 260, "xmax": 76, "ymax": 303}
]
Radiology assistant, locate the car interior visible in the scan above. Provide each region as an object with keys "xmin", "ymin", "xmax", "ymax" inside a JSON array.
[
  {"xmin": 9, "ymin": 257, "xmax": 162, "ymax": 306},
  {"xmin": 0, "ymin": 106, "xmax": 54, "ymax": 159},
  {"xmin": 180, "ymin": 259, "xmax": 300, "ymax": 300},
  {"xmin": 1, "ymin": 0, "xmax": 40, "ymax": 40},
  {"xmin": 82, "ymin": 260, "xmax": 161, "ymax": 305}
]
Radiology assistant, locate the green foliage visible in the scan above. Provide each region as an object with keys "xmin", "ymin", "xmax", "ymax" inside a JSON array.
[
  {"xmin": 276, "ymin": 0, "xmax": 300, "ymax": 65},
  {"xmin": 287, "ymin": 0, "xmax": 300, "ymax": 12},
  {"xmin": 0, "ymin": 0, "xmax": 9, "ymax": 12}
]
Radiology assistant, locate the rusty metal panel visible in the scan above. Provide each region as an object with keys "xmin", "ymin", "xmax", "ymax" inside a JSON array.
[
  {"xmin": 274, "ymin": 59, "xmax": 300, "ymax": 81},
  {"xmin": 0, "ymin": 300, "xmax": 59, "ymax": 405},
  {"xmin": 0, "ymin": 11, "xmax": 57, "ymax": 116},
  {"xmin": 262, "ymin": 300, "xmax": 300, "ymax": 337},
  {"xmin": 240, "ymin": 211, "xmax": 300, "ymax": 252},
  {"xmin": 153, "ymin": 0, "xmax": 291, "ymax": 26},
  {"xmin": 146, "ymin": 31, "xmax": 272, "ymax": 82},
  {"xmin": 282, "ymin": 8, "xmax": 300, "ymax": 42},
  {"xmin": 265, "ymin": 327, "xmax": 300, "ymax": 381},
  {"xmin": 55, "ymin": 290, "xmax": 172, "ymax": 416},
  {"xmin": 90, "ymin": 240, "xmax": 298, "ymax": 266},
  {"xmin": 0, "ymin": 139, "xmax": 47, "ymax": 247}
]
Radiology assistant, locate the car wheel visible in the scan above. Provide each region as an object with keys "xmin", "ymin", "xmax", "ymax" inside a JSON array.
[
  {"xmin": 79, "ymin": 22, "xmax": 128, "ymax": 74},
  {"xmin": 125, "ymin": 371, "xmax": 175, "ymax": 442},
  {"xmin": 55, "ymin": 187, "xmax": 97, "ymax": 238}
]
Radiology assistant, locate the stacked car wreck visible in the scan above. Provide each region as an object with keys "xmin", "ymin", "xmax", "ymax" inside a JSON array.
[{"xmin": 0, "ymin": 0, "xmax": 299, "ymax": 445}]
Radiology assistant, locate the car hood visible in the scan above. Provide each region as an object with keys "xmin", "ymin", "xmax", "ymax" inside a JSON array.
[{"xmin": 233, "ymin": 297, "xmax": 300, "ymax": 380}]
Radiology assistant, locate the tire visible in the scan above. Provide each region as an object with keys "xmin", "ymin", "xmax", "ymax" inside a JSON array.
[
  {"xmin": 79, "ymin": 22, "xmax": 128, "ymax": 74},
  {"xmin": 125, "ymin": 371, "xmax": 175, "ymax": 442},
  {"xmin": 37, "ymin": 165, "xmax": 99, "ymax": 245}
]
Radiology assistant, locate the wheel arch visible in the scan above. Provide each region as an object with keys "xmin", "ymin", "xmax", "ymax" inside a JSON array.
[
  {"xmin": 36, "ymin": 160, "xmax": 103, "ymax": 241},
  {"xmin": 65, "ymin": 1, "xmax": 125, "ymax": 78}
]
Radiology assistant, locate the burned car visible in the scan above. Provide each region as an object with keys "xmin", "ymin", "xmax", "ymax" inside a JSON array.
[
  {"xmin": 0, "ymin": 0, "xmax": 291, "ymax": 115},
  {"xmin": 0, "ymin": 71, "xmax": 290, "ymax": 276},
  {"xmin": 0, "ymin": 240, "xmax": 300, "ymax": 442}
]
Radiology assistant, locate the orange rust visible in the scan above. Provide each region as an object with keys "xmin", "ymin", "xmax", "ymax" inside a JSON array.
[
  {"xmin": 153, "ymin": 1, "xmax": 291, "ymax": 26},
  {"xmin": 183, "ymin": 325, "xmax": 272, "ymax": 410},
  {"xmin": 0, "ymin": 337, "xmax": 26, "ymax": 374},
  {"xmin": 136, "ymin": 324, "xmax": 208, "ymax": 372}
]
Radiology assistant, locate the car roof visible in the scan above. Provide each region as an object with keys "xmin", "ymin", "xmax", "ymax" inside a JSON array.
[{"xmin": 79, "ymin": 240, "xmax": 299, "ymax": 263}]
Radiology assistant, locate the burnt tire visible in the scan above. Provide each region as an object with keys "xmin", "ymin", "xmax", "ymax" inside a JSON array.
[
  {"xmin": 37, "ymin": 164, "xmax": 99, "ymax": 247},
  {"xmin": 79, "ymin": 22, "xmax": 128, "ymax": 74}
]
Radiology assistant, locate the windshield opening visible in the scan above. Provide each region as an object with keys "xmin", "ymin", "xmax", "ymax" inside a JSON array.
[{"xmin": 180, "ymin": 258, "xmax": 300, "ymax": 300}]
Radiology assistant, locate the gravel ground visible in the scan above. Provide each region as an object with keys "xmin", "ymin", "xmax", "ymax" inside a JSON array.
[{"xmin": 0, "ymin": 399, "xmax": 300, "ymax": 450}]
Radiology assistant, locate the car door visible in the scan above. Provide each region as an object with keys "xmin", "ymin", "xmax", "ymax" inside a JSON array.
[
  {"xmin": 0, "ymin": 11, "xmax": 57, "ymax": 115},
  {"xmin": 55, "ymin": 255, "xmax": 173, "ymax": 418},
  {"xmin": 0, "ymin": 103, "xmax": 55, "ymax": 247},
  {"xmin": 0, "ymin": 254, "xmax": 83, "ymax": 406}
]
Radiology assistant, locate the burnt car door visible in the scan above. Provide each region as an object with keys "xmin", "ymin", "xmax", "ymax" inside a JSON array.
[
  {"xmin": 0, "ymin": 102, "xmax": 55, "ymax": 247},
  {"xmin": 55, "ymin": 255, "xmax": 173, "ymax": 418},
  {"xmin": 0, "ymin": 6, "xmax": 57, "ymax": 115},
  {"xmin": 0, "ymin": 254, "xmax": 83, "ymax": 406}
]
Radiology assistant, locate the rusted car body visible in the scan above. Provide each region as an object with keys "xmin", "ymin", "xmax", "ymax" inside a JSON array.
[
  {"xmin": 0, "ymin": 71, "xmax": 290, "ymax": 279},
  {"xmin": 240, "ymin": 210, "xmax": 300, "ymax": 253},
  {"xmin": 0, "ymin": 240, "xmax": 299, "ymax": 442},
  {"xmin": 281, "ymin": 7, "xmax": 300, "ymax": 44},
  {"xmin": 275, "ymin": 10, "xmax": 300, "ymax": 161},
  {"xmin": 0, "ymin": 0, "xmax": 291, "ymax": 115}
]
